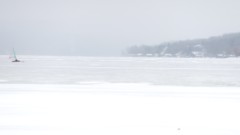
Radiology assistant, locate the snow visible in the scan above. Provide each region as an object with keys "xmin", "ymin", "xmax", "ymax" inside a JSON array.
[
  {"xmin": 1, "ymin": 55, "xmax": 240, "ymax": 86},
  {"xmin": 1, "ymin": 84, "xmax": 240, "ymax": 135},
  {"xmin": 1, "ymin": 56, "xmax": 240, "ymax": 135}
]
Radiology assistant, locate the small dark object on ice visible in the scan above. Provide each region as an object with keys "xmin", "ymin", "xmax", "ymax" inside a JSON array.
[{"xmin": 12, "ymin": 59, "xmax": 20, "ymax": 62}]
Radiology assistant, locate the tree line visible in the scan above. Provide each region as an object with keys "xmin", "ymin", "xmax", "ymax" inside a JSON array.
[{"xmin": 124, "ymin": 32, "xmax": 240, "ymax": 58}]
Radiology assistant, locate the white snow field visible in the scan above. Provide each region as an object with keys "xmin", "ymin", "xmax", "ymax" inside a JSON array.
[{"xmin": 1, "ymin": 55, "xmax": 240, "ymax": 135}]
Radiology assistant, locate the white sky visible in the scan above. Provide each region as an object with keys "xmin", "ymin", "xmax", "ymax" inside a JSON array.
[{"xmin": 1, "ymin": 0, "xmax": 240, "ymax": 56}]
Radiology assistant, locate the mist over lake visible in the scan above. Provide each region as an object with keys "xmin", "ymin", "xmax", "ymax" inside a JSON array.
[{"xmin": 1, "ymin": 0, "xmax": 240, "ymax": 134}]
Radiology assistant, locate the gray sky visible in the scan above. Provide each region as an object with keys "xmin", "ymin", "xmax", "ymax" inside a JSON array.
[{"xmin": 1, "ymin": 0, "xmax": 240, "ymax": 56}]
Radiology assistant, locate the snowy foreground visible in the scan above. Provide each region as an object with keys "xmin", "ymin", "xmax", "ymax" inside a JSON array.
[
  {"xmin": 0, "ymin": 56, "xmax": 240, "ymax": 135},
  {"xmin": 1, "ymin": 83, "xmax": 240, "ymax": 135}
]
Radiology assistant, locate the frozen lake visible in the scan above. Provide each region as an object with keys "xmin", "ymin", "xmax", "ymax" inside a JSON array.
[
  {"xmin": 0, "ymin": 56, "xmax": 240, "ymax": 135},
  {"xmin": 1, "ymin": 55, "xmax": 240, "ymax": 86}
]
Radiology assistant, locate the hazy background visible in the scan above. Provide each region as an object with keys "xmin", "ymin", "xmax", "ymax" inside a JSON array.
[{"xmin": 1, "ymin": 0, "xmax": 240, "ymax": 56}]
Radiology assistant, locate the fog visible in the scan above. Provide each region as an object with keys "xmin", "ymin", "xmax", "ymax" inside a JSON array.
[{"xmin": 1, "ymin": 0, "xmax": 240, "ymax": 56}]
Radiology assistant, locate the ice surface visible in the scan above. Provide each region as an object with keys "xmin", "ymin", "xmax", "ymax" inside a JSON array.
[
  {"xmin": 1, "ymin": 55, "xmax": 240, "ymax": 86},
  {"xmin": 0, "ymin": 56, "xmax": 240, "ymax": 135},
  {"xmin": 0, "ymin": 83, "xmax": 240, "ymax": 135}
]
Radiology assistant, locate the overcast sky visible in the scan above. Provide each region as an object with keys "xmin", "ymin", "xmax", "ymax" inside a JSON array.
[{"xmin": 1, "ymin": 0, "xmax": 240, "ymax": 56}]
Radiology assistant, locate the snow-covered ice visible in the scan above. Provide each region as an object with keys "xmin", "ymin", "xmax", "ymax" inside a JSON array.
[
  {"xmin": 0, "ymin": 56, "xmax": 240, "ymax": 135},
  {"xmin": 1, "ymin": 55, "xmax": 240, "ymax": 86}
]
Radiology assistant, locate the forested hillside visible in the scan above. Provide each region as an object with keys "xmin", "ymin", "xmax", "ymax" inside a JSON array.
[{"xmin": 125, "ymin": 33, "xmax": 240, "ymax": 57}]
